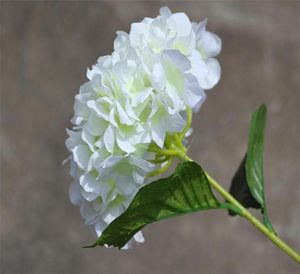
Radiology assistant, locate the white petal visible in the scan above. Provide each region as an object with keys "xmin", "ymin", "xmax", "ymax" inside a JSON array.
[
  {"xmin": 72, "ymin": 144, "xmax": 91, "ymax": 170},
  {"xmin": 69, "ymin": 160, "xmax": 79, "ymax": 178},
  {"xmin": 81, "ymin": 190, "xmax": 99, "ymax": 202},
  {"xmin": 80, "ymin": 203, "xmax": 98, "ymax": 225},
  {"xmin": 184, "ymin": 74, "xmax": 206, "ymax": 110},
  {"xmin": 167, "ymin": 112, "xmax": 185, "ymax": 133},
  {"xmin": 201, "ymin": 58, "xmax": 221, "ymax": 89},
  {"xmin": 199, "ymin": 31, "xmax": 222, "ymax": 58},
  {"xmin": 95, "ymin": 220, "xmax": 107, "ymax": 237},
  {"xmin": 130, "ymin": 156, "xmax": 154, "ymax": 173},
  {"xmin": 62, "ymin": 156, "xmax": 71, "ymax": 166},
  {"xmin": 160, "ymin": 7, "xmax": 172, "ymax": 18},
  {"xmin": 93, "ymin": 197, "xmax": 105, "ymax": 213},
  {"xmin": 130, "ymin": 22, "xmax": 149, "ymax": 47},
  {"xmin": 133, "ymin": 171, "xmax": 145, "ymax": 185},
  {"xmin": 73, "ymin": 96, "xmax": 89, "ymax": 124},
  {"xmin": 87, "ymin": 100, "xmax": 109, "ymax": 121},
  {"xmin": 103, "ymin": 213, "xmax": 115, "ymax": 224},
  {"xmin": 114, "ymin": 31, "xmax": 129, "ymax": 51},
  {"xmin": 190, "ymin": 50, "xmax": 221, "ymax": 90},
  {"xmin": 94, "ymin": 138, "xmax": 105, "ymax": 149},
  {"xmin": 97, "ymin": 55, "xmax": 112, "ymax": 67},
  {"xmin": 133, "ymin": 231, "xmax": 145, "ymax": 243},
  {"xmin": 162, "ymin": 49, "xmax": 191, "ymax": 72},
  {"xmin": 164, "ymin": 84, "xmax": 185, "ymax": 113},
  {"xmin": 185, "ymin": 127, "xmax": 193, "ymax": 138},
  {"xmin": 90, "ymin": 74, "xmax": 109, "ymax": 95},
  {"xmin": 150, "ymin": 102, "xmax": 185, "ymax": 147},
  {"xmin": 101, "ymin": 155, "xmax": 123, "ymax": 169},
  {"xmin": 65, "ymin": 129, "xmax": 81, "ymax": 151},
  {"xmin": 151, "ymin": 122, "xmax": 166, "ymax": 148},
  {"xmin": 194, "ymin": 19, "xmax": 207, "ymax": 38},
  {"xmin": 161, "ymin": 50, "xmax": 191, "ymax": 92},
  {"xmin": 116, "ymin": 178, "xmax": 136, "ymax": 196},
  {"xmin": 171, "ymin": 31, "xmax": 196, "ymax": 55},
  {"xmin": 81, "ymin": 129, "xmax": 95, "ymax": 152},
  {"xmin": 125, "ymin": 99, "xmax": 140, "ymax": 120},
  {"xmin": 103, "ymin": 204, "xmax": 123, "ymax": 223},
  {"xmin": 90, "ymin": 149, "xmax": 110, "ymax": 170},
  {"xmin": 151, "ymin": 63, "xmax": 166, "ymax": 90},
  {"xmin": 116, "ymin": 134, "xmax": 136, "ymax": 153},
  {"xmin": 131, "ymin": 88, "xmax": 152, "ymax": 107},
  {"xmin": 122, "ymin": 242, "xmax": 132, "ymax": 250},
  {"xmin": 168, "ymin": 12, "xmax": 192, "ymax": 36},
  {"xmin": 79, "ymin": 173, "xmax": 98, "ymax": 193},
  {"xmin": 103, "ymin": 125, "xmax": 115, "ymax": 153},
  {"xmin": 116, "ymin": 102, "xmax": 134, "ymax": 125},
  {"xmin": 99, "ymin": 180, "xmax": 115, "ymax": 204},
  {"xmin": 69, "ymin": 181, "xmax": 82, "ymax": 205},
  {"xmin": 86, "ymin": 114, "xmax": 108, "ymax": 136},
  {"xmin": 150, "ymin": 103, "xmax": 167, "ymax": 147},
  {"xmin": 109, "ymin": 108, "xmax": 118, "ymax": 127}
]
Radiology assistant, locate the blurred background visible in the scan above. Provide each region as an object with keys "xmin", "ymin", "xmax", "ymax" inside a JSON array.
[{"xmin": 1, "ymin": 1, "xmax": 300, "ymax": 273}]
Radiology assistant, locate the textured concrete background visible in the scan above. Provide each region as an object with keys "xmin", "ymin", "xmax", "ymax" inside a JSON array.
[{"xmin": 1, "ymin": 1, "xmax": 300, "ymax": 273}]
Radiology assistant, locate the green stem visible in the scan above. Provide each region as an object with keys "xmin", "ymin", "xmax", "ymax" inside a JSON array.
[
  {"xmin": 147, "ymin": 157, "xmax": 174, "ymax": 178},
  {"xmin": 148, "ymin": 147, "xmax": 179, "ymax": 157},
  {"xmin": 173, "ymin": 133, "xmax": 186, "ymax": 151},
  {"xmin": 180, "ymin": 153, "xmax": 300, "ymax": 264},
  {"xmin": 150, "ymin": 156, "xmax": 169, "ymax": 164},
  {"xmin": 180, "ymin": 107, "xmax": 192, "ymax": 139}
]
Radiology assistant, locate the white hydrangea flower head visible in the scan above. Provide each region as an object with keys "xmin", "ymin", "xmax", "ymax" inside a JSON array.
[{"xmin": 65, "ymin": 6, "xmax": 221, "ymax": 248}]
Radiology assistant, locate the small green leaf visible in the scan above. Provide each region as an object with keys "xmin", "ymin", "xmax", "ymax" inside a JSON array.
[
  {"xmin": 228, "ymin": 104, "xmax": 275, "ymax": 232},
  {"xmin": 86, "ymin": 161, "xmax": 222, "ymax": 249},
  {"xmin": 228, "ymin": 154, "xmax": 261, "ymax": 216},
  {"xmin": 246, "ymin": 104, "xmax": 266, "ymax": 205},
  {"xmin": 246, "ymin": 104, "xmax": 275, "ymax": 232}
]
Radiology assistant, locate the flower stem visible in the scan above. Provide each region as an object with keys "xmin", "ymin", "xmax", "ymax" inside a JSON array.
[
  {"xmin": 180, "ymin": 107, "xmax": 192, "ymax": 139},
  {"xmin": 179, "ymin": 153, "xmax": 300, "ymax": 264},
  {"xmin": 147, "ymin": 157, "xmax": 174, "ymax": 178}
]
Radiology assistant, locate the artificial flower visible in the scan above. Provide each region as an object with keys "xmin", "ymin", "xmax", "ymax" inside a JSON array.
[{"xmin": 66, "ymin": 6, "xmax": 221, "ymax": 247}]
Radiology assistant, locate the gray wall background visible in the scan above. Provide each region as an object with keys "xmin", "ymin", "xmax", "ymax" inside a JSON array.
[{"xmin": 1, "ymin": 1, "xmax": 300, "ymax": 273}]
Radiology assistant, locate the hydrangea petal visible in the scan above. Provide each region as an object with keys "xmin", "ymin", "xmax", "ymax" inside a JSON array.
[
  {"xmin": 80, "ymin": 202, "xmax": 99, "ymax": 225},
  {"xmin": 65, "ymin": 129, "xmax": 82, "ymax": 151},
  {"xmin": 80, "ymin": 173, "xmax": 99, "ymax": 193},
  {"xmin": 81, "ymin": 190, "xmax": 99, "ymax": 202},
  {"xmin": 87, "ymin": 100, "xmax": 110, "ymax": 121},
  {"xmin": 72, "ymin": 144, "xmax": 91, "ymax": 170},
  {"xmin": 95, "ymin": 220, "xmax": 107, "ymax": 237},
  {"xmin": 198, "ymin": 31, "xmax": 222, "ymax": 58},
  {"xmin": 85, "ymin": 114, "xmax": 107, "ymax": 136},
  {"xmin": 184, "ymin": 74, "xmax": 206, "ymax": 110},
  {"xmin": 103, "ymin": 125, "xmax": 115, "ymax": 153},
  {"xmin": 159, "ymin": 7, "xmax": 172, "ymax": 18},
  {"xmin": 199, "ymin": 58, "xmax": 221, "ymax": 90},
  {"xmin": 168, "ymin": 13, "xmax": 192, "ymax": 36},
  {"xmin": 69, "ymin": 181, "xmax": 82, "ymax": 205},
  {"xmin": 116, "ymin": 133, "xmax": 136, "ymax": 153},
  {"xmin": 133, "ymin": 231, "xmax": 145, "ymax": 243},
  {"xmin": 116, "ymin": 102, "xmax": 134, "ymax": 126},
  {"xmin": 151, "ymin": 63, "xmax": 166, "ymax": 91}
]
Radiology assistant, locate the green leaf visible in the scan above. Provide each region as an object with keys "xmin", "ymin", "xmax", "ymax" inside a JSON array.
[
  {"xmin": 246, "ymin": 104, "xmax": 267, "ymax": 205},
  {"xmin": 86, "ymin": 161, "xmax": 222, "ymax": 249},
  {"xmin": 228, "ymin": 104, "xmax": 275, "ymax": 232},
  {"xmin": 246, "ymin": 104, "xmax": 275, "ymax": 232},
  {"xmin": 228, "ymin": 154, "xmax": 261, "ymax": 216}
]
